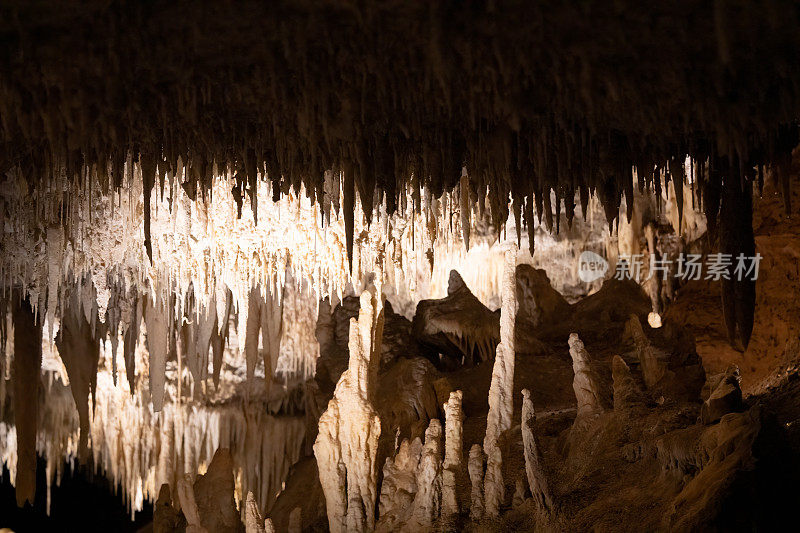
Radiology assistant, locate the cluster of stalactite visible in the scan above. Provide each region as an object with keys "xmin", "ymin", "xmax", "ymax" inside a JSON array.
[{"xmin": 0, "ymin": 0, "xmax": 798, "ymax": 269}]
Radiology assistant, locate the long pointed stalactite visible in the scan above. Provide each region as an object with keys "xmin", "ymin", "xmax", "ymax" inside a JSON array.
[{"xmin": 11, "ymin": 295, "xmax": 42, "ymax": 507}]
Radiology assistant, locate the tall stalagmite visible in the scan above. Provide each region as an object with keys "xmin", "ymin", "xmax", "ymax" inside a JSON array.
[
  {"xmin": 314, "ymin": 284, "xmax": 384, "ymax": 533},
  {"xmin": 521, "ymin": 389, "xmax": 552, "ymax": 512},
  {"xmin": 442, "ymin": 390, "xmax": 464, "ymax": 519},
  {"xmin": 483, "ymin": 245, "xmax": 518, "ymax": 516}
]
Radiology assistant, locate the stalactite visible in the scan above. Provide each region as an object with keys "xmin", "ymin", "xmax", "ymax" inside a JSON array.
[
  {"xmin": 145, "ymin": 293, "xmax": 170, "ymax": 411},
  {"xmin": 719, "ymin": 176, "xmax": 756, "ymax": 350},
  {"xmin": 460, "ymin": 174, "xmax": 471, "ymax": 251},
  {"xmin": 11, "ymin": 296, "xmax": 42, "ymax": 507},
  {"xmin": 55, "ymin": 288, "xmax": 100, "ymax": 462}
]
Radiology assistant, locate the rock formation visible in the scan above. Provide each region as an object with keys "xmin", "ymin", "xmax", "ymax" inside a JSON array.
[
  {"xmin": 568, "ymin": 333, "xmax": 606, "ymax": 417},
  {"xmin": 483, "ymin": 245, "xmax": 518, "ymax": 516},
  {"xmin": 441, "ymin": 390, "xmax": 463, "ymax": 519},
  {"xmin": 314, "ymin": 287, "xmax": 384, "ymax": 533},
  {"xmin": 413, "ymin": 270, "xmax": 499, "ymax": 366},
  {"xmin": 407, "ymin": 419, "xmax": 443, "ymax": 528},
  {"xmin": 700, "ymin": 367, "xmax": 743, "ymax": 425},
  {"xmin": 11, "ymin": 297, "xmax": 42, "ymax": 507},
  {"xmin": 468, "ymin": 444, "xmax": 485, "ymax": 522},
  {"xmin": 521, "ymin": 389, "xmax": 552, "ymax": 512},
  {"xmin": 611, "ymin": 355, "xmax": 644, "ymax": 411}
]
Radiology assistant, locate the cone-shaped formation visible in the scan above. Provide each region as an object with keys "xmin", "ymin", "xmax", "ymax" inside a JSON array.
[
  {"xmin": 521, "ymin": 389, "xmax": 553, "ymax": 512},
  {"xmin": 568, "ymin": 333, "xmax": 606, "ymax": 417},
  {"xmin": 483, "ymin": 245, "xmax": 518, "ymax": 516},
  {"xmin": 314, "ymin": 284, "xmax": 384, "ymax": 533},
  {"xmin": 468, "ymin": 444, "xmax": 485, "ymax": 522},
  {"xmin": 611, "ymin": 355, "xmax": 645, "ymax": 411},
  {"xmin": 442, "ymin": 390, "xmax": 464, "ymax": 519}
]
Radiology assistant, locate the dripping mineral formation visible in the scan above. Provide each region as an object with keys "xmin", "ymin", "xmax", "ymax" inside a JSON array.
[{"xmin": 2, "ymin": 1, "xmax": 800, "ymax": 531}]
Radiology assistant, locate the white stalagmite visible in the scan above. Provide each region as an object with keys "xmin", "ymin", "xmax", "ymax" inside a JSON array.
[
  {"xmin": 314, "ymin": 273, "xmax": 384, "ymax": 533},
  {"xmin": 468, "ymin": 444, "xmax": 485, "ymax": 521},
  {"xmin": 377, "ymin": 437, "xmax": 424, "ymax": 530},
  {"xmin": 568, "ymin": 333, "xmax": 605, "ymax": 416},
  {"xmin": 521, "ymin": 389, "xmax": 552, "ymax": 512},
  {"xmin": 483, "ymin": 244, "xmax": 518, "ymax": 516},
  {"xmin": 408, "ymin": 419, "xmax": 443, "ymax": 528},
  {"xmin": 442, "ymin": 390, "xmax": 464, "ymax": 519}
]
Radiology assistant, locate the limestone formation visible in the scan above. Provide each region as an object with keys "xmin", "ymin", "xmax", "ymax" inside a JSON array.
[
  {"xmin": 483, "ymin": 245, "xmax": 518, "ymax": 516},
  {"xmin": 314, "ymin": 286, "xmax": 384, "ymax": 533},
  {"xmin": 442, "ymin": 390, "xmax": 464, "ymax": 519},
  {"xmin": 406, "ymin": 420, "xmax": 444, "ymax": 528},
  {"xmin": 700, "ymin": 367, "xmax": 743, "ymax": 425},
  {"xmin": 11, "ymin": 297, "xmax": 43, "ymax": 507},
  {"xmin": 612, "ymin": 355, "xmax": 645, "ymax": 411},
  {"xmin": 377, "ymin": 437, "xmax": 424, "ymax": 530},
  {"xmin": 55, "ymin": 288, "xmax": 100, "ymax": 462},
  {"xmin": 521, "ymin": 389, "xmax": 553, "ymax": 512},
  {"xmin": 468, "ymin": 444, "xmax": 485, "ymax": 521},
  {"xmin": 625, "ymin": 315, "xmax": 668, "ymax": 389},
  {"xmin": 568, "ymin": 333, "xmax": 605, "ymax": 416},
  {"xmin": 512, "ymin": 479, "xmax": 527, "ymax": 510},
  {"xmin": 245, "ymin": 492, "xmax": 266, "ymax": 533},
  {"xmin": 412, "ymin": 270, "xmax": 500, "ymax": 365},
  {"xmin": 177, "ymin": 475, "xmax": 209, "ymax": 533},
  {"xmin": 145, "ymin": 293, "xmax": 171, "ymax": 412}
]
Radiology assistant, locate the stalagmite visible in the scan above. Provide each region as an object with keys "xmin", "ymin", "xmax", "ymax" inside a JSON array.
[
  {"xmin": 468, "ymin": 444, "xmax": 485, "ymax": 521},
  {"xmin": 314, "ymin": 282, "xmax": 384, "ymax": 533},
  {"xmin": 377, "ymin": 437, "xmax": 423, "ymax": 530},
  {"xmin": 568, "ymin": 333, "xmax": 607, "ymax": 417},
  {"xmin": 408, "ymin": 419, "xmax": 443, "ymax": 528},
  {"xmin": 625, "ymin": 315, "xmax": 667, "ymax": 389},
  {"xmin": 483, "ymin": 244, "xmax": 518, "ymax": 516},
  {"xmin": 12, "ymin": 296, "xmax": 42, "ymax": 507},
  {"xmin": 245, "ymin": 492, "xmax": 266, "ymax": 533},
  {"xmin": 521, "ymin": 389, "xmax": 552, "ymax": 512},
  {"xmin": 442, "ymin": 390, "xmax": 463, "ymax": 519},
  {"xmin": 612, "ymin": 355, "xmax": 644, "ymax": 411},
  {"xmin": 263, "ymin": 518, "xmax": 276, "ymax": 533}
]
